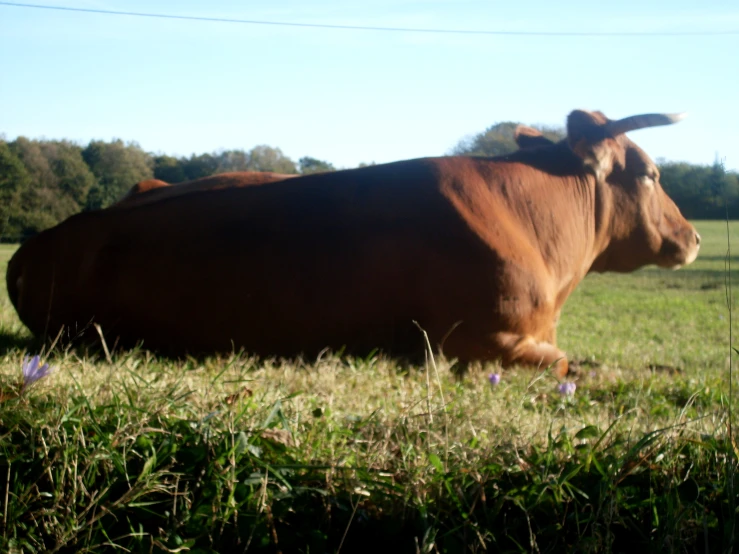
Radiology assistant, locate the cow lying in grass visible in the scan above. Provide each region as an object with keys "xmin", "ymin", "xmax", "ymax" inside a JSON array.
[{"xmin": 6, "ymin": 110, "xmax": 700, "ymax": 377}]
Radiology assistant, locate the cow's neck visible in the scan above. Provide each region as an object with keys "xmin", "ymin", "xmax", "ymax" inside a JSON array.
[
  {"xmin": 585, "ymin": 176, "xmax": 618, "ymax": 274},
  {"xmin": 443, "ymin": 156, "xmax": 616, "ymax": 308},
  {"xmin": 502, "ymin": 170, "xmax": 613, "ymax": 305}
]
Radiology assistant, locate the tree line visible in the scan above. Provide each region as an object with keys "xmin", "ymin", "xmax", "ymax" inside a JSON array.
[
  {"xmin": 0, "ymin": 139, "xmax": 337, "ymax": 241},
  {"xmin": 0, "ymin": 125, "xmax": 736, "ymax": 241}
]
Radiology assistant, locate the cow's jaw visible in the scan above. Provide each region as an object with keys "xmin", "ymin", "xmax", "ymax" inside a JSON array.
[
  {"xmin": 682, "ymin": 238, "xmax": 701, "ymax": 266},
  {"xmin": 668, "ymin": 234, "xmax": 701, "ymax": 269}
]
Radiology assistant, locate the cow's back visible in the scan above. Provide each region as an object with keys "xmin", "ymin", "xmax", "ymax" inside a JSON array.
[{"xmin": 113, "ymin": 171, "xmax": 298, "ymax": 209}]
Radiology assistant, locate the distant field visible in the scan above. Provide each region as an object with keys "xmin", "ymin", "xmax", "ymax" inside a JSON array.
[{"xmin": 0, "ymin": 221, "xmax": 736, "ymax": 552}]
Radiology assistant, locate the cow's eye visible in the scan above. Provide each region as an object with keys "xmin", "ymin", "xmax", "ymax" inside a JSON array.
[{"xmin": 638, "ymin": 174, "xmax": 655, "ymax": 188}]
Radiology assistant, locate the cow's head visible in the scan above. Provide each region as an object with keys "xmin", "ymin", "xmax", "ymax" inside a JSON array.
[{"xmin": 515, "ymin": 111, "xmax": 701, "ymax": 272}]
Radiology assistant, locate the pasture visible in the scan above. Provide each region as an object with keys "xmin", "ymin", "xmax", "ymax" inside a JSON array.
[{"xmin": 0, "ymin": 221, "xmax": 736, "ymax": 553}]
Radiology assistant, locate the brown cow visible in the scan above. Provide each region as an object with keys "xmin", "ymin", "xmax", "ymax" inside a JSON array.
[
  {"xmin": 6, "ymin": 110, "xmax": 700, "ymax": 377},
  {"xmin": 114, "ymin": 171, "xmax": 298, "ymax": 208}
]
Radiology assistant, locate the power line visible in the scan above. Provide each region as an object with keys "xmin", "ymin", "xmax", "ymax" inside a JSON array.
[{"xmin": 1, "ymin": 1, "xmax": 737, "ymax": 37}]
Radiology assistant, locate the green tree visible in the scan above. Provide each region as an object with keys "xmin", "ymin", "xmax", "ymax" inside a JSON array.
[
  {"xmin": 245, "ymin": 145, "xmax": 297, "ymax": 174},
  {"xmin": 40, "ymin": 140, "xmax": 95, "ymax": 207},
  {"xmin": 216, "ymin": 150, "xmax": 251, "ymax": 174},
  {"xmin": 299, "ymin": 156, "xmax": 336, "ymax": 175},
  {"xmin": 659, "ymin": 160, "xmax": 739, "ymax": 219},
  {"xmin": 9, "ymin": 137, "xmax": 92, "ymax": 232},
  {"xmin": 83, "ymin": 139, "xmax": 153, "ymax": 210},
  {"xmin": 154, "ymin": 147, "xmax": 301, "ymax": 184},
  {"xmin": 0, "ymin": 141, "xmax": 30, "ymax": 239},
  {"xmin": 182, "ymin": 153, "xmax": 218, "ymax": 181},
  {"xmin": 153, "ymin": 155, "xmax": 187, "ymax": 184}
]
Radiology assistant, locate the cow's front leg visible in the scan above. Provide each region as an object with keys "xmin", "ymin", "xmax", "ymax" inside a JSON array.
[
  {"xmin": 442, "ymin": 331, "xmax": 568, "ymax": 379},
  {"xmin": 493, "ymin": 332, "xmax": 568, "ymax": 378}
]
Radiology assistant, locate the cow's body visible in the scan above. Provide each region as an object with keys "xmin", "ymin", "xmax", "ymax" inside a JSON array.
[
  {"xmin": 6, "ymin": 110, "xmax": 700, "ymax": 376},
  {"xmin": 114, "ymin": 171, "xmax": 298, "ymax": 208}
]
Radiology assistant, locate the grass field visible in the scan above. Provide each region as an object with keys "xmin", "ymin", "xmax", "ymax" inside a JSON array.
[{"xmin": 0, "ymin": 221, "xmax": 737, "ymax": 553}]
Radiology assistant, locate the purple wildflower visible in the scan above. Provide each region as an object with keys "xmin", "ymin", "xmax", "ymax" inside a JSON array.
[
  {"xmin": 557, "ymin": 382, "xmax": 577, "ymax": 397},
  {"xmin": 22, "ymin": 355, "xmax": 54, "ymax": 390},
  {"xmin": 488, "ymin": 373, "xmax": 501, "ymax": 386}
]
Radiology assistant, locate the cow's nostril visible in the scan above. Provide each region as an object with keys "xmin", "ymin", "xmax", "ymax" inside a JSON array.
[{"xmin": 695, "ymin": 232, "xmax": 701, "ymax": 246}]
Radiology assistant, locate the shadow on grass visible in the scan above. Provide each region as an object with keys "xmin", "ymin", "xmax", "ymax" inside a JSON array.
[
  {"xmin": 0, "ymin": 330, "xmax": 37, "ymax": 356},
  {"xmin": 634, "ymin": 267, "xmax": 739, "ymax": 290},
  {"xmin": 691, "ymin": 254, "xmax": 739, "ymax": 263}
]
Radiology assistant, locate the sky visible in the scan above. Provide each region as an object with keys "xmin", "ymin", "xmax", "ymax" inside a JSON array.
[{"xmin": 1, "ymin": 0, "xmax": 738, "ymax": 170}]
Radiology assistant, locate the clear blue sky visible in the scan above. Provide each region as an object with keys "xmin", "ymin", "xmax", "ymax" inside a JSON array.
[{"xmin": 1, "ymin": 0, "xmax": 737, "ymax": 170}]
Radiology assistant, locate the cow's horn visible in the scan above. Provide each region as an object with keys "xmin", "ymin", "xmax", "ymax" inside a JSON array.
[{"xmin": 605, "ymin": 112, "xmax": 687, "ymax": 136}]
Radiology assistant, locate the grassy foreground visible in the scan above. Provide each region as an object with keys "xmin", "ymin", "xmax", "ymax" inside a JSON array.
[{"xmin": 0, "ymin": 222, "xmax": 737, "ymax": 553}]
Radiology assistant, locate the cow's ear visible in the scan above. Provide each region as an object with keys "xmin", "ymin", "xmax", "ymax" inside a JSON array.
[
  {"xmin": 514, "ymin": 125, "xmax": 555, "ymax": 149},
  {"xmin": 567, "ymin": 110, "xmax": 625, "ymax": 180}
]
